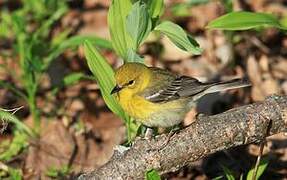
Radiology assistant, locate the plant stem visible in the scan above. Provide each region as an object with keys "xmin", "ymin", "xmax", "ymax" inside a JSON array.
[{"xmin": 28, "ymin": 91, "xmax": 40, "ymax": 134}]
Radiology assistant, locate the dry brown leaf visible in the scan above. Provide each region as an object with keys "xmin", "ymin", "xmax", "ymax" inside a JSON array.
[
  {"xmin": 25, "ymin": 121, "xmax": 75, "ymax": 179},
  {"xmin": 79, "ymin": 10, "xmax": 110, "ymax": 39}
]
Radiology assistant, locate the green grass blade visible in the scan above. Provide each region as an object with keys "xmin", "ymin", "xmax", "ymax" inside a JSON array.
[
  {"xmin": 207, "ymin": 11, "xmax": 286, "ymax": 30},
  {"xmin": 84, "ymin": 40, "xmax": 128, "ymax": 121},
  {"xmin": 33, "ymin": 6, "xmax": 68, "ymax": 39},
  {"xmin": 221, "ymin": 165, "xmax": 235, "ymax": 180},
  {"xmin": 0, "ymin": 81, "xmax": 27, "ymax": 100},
  {"xmin": 247, "ymin": 158, "xmax": 269, "ymax": 180},
  {"xmin": 44, "ymin": 35, "xmax": 112, "ymax": 69}
]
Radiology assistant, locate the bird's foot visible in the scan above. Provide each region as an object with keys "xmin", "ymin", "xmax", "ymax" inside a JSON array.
[
  {"xmin": 144, "ymin": 127, "xmax": 154, "ymax": 140},
  {"xmin": 157, "ymin": 128, "xmax": 179, "ymax": 151}
]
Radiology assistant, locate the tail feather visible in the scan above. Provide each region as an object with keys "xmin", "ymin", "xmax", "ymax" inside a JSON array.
[{"xmin": 203, "ymin": 78, "xmax": 251, "ymax": 95}]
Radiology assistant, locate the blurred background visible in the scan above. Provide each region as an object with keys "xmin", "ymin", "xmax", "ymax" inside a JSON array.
[{"xmin": 0, "ymin": 0, "xmax": 286, "ymax": 179}]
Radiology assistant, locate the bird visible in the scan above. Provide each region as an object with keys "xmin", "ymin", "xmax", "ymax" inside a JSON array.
[{"xmin": 111, "ymin": 62, "xmax": 251, "ymax": 128}]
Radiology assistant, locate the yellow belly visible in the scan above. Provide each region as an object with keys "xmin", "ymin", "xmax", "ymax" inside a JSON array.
[
  {"xmin": 117, "ymin": 91, "xmax": 189, "ymax": 127},
  {"xmin": 119, "ymin": 94, "xmax": 160, "ymax": 121}
]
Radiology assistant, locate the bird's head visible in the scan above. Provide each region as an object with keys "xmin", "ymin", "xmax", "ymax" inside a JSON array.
[{"xmin": 111, "ymin": 62, "xmax": 151, "ymax": 95}]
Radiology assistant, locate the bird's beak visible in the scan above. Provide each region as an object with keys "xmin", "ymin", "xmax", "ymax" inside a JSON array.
[{"xmin": 111, "ymin": 85, "xmax": 122, "ymax": 94}]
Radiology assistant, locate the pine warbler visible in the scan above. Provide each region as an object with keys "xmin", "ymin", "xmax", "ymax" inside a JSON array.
[{"xmin": 111, "ymin": 63, "xmax": 250, "ymax": 128}]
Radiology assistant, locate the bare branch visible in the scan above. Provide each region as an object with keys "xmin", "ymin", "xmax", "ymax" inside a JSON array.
[{"xmin": 78, "ymin": 95, "xmax": 287, "ymax": 180}]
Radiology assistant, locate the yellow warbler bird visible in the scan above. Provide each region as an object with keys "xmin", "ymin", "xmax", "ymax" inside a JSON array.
[{"xmin": 111, "ymin": 62, "xmax": 250, "ymax": 128}]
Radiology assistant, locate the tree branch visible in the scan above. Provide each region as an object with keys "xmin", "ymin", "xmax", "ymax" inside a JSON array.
[{"xmin": 78, "ymin": 95, "xmax": 287, "ymax": 179}]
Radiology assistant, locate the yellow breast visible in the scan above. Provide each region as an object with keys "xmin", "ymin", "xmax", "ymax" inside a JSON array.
[{"xmin": 118, "ymin": 92, "xmax": 161, "ymax": 122}]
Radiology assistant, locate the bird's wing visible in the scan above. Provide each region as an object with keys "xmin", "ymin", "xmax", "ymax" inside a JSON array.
[{"xmin": 139, "ymin": 67, "xmax": 211, "ymax": 103}]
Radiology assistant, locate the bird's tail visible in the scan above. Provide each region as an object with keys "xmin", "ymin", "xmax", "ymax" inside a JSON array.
[{"xmin": 203, "ymin": 78, "xmax": 251, "ymax": 95}]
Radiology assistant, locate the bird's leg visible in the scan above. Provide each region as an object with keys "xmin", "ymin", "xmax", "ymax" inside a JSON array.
[
  {"xmin": 144, "ymin": 127, "xmax": 154, "ymax": 139},
  {"xmin": 157, "ymin": 125, "xmax": 181, "ymax": 150}
]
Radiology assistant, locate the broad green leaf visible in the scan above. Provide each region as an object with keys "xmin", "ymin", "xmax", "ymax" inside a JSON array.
[
  {"xmin": 108, "ymin": 0, "xmax": 133, "ymax": 59},
  {"xmin": 145, "ymin": 169, "xmax": 161, "ymax": 180},
  {"xmin": 207, "ymin": 11, "xmax": 286, "ymax": 30},
  {"xmin": 126, "ymin": 1, "xmax": 152, "ymax": 48},
  {"xmin": 147, "ymin": 0, "xmax": 164, "ymax": 18},
  {"xmin": 84, "ymin": 40, "xmax": 128, "ymax": 121},
  {"xmin": 247, "ymin": 158, "xmax": 268, "ymax": 180},
  {"xmin": 155, "ymin": 21, "xmax": 202, "ymax": 55},
  {"xmin": 221, "ymin": 165, "xmax": 235, "ymax": 180},
  {"xmin": 127, "ymin": 48, "xmax": 144, "ymax": 63}
]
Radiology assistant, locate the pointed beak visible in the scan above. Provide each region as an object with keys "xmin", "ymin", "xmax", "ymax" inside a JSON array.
[{"xmin": 111, "ymin": 85, "xmax": 122, "ymax": 94}]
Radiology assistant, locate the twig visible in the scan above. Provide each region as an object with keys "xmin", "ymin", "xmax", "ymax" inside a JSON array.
[
  {"xmin": 78, "ymin": 95, "xmax": 287, "ymax": 179},
  {"xmin": 252, "ymin": 118, "xmax": 272, "ymax": 180}
]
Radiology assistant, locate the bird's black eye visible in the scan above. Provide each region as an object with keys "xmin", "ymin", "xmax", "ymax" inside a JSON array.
[{"xmin": 128, "ymin": 80, "xmax": 135, "ymax": 85}]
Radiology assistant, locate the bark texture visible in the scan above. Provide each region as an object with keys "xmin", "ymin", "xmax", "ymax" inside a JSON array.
[{"xmin": 78, "ymin": 95, "xmax": 287, "ymax": 179}]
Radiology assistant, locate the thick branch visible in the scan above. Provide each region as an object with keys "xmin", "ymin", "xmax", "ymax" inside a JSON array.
[{"xmin": 79, "ymin": 95, "xmax": 287, "ymax": 179}]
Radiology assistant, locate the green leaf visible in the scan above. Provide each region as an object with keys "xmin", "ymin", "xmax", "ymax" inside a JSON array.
[
  {"xmin": 212, "ymin": 176, "xmax": 224, "ymax": 180},
  {"xmin": 126, "ymin": 118, "xmax": 141, "ymax": 143},
  {"xmin": 84, "ymin": 40, "xmax": 128, "ymax": 121},
  {"xmin": 127, "ymin": 49, "xmax": 144, "ymax": 63},
  {"xmin": 63, "ymin": 72, "xmax": 85, "ymax": 86},
  {"xmin": 45, "ymin": 35, "xmax": 112, "ymax": 69},
  {"xmin": 51, "ymin": 29, "xmax": 71, "ymax": 47},
  {"xmin": 188, "ymin": 0, "xmax": 209, "ymax": 6},
  {"xmin": 0, "ymin": 11, "xmax": 12, "ymax": 38},
  {"xmin": 33, "ymin": 5, "xmax": 68, "ymax": 39},
  {"xmin": 171, "ymin": 4, "xmax": 190, "ymax": 17},
  {"xmin": 247, "ymin": 158, "xmax": 269, "ymax": 180},
  {"xmin": 126, "ymin": 1, "xmax": 152, "ymax": 48},
  {"xmin": 221, "ymin": 165, "xmax": 235, "ymax": 180},
  {"xmin": 147, "ymin": 0, "xmax": 164, "ymax": 18},
  {"xmin": 221, "ymin": 0, "xmax": 233, "ymax": 13},
  {"xmin": 154, "ymin": 21, "xmax": 202, "ymax": 55},
  {"xmin": 207, "ymin": 11, "xmax": 286, "ymax": 30},
  {"xmin": 0, "ymin": 110, "xmax": 34, "ymax": 137},
  {"xmin": 8, "ymin": 168, "xmax": 22, "ymax": 180},
  {"xmin": 108, "ymin": 0, "xmax": 133, "ymax": 59},
  {"xmin": 46, "ymin": 165, "xmax": 70, "ymax": 178},
  {"xmin": 0, "ymin": 131, "xmax": 28, "ymax": 161},
  {"xmin": 145, "ymin": 169, "xmax": 161, "ymax": 180}
]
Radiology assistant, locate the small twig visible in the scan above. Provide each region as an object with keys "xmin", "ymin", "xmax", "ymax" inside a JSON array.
[
  {"xmin": 252, "ymin": 141, "xmax": 265, "ymax": 180},
  {"xmin": 252, "ymin": 119, "xmax": 272, "ymax": 180}
]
